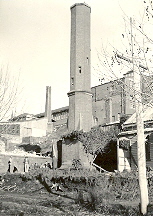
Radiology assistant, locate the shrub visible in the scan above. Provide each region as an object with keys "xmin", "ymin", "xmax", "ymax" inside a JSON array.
[
  {"xmin": 61, "ymin": 127, "xmax": 119, "ymax": 155},
  {"xmin": 72, "ymin": 159, "xmax": 82, "ymax": 170}
]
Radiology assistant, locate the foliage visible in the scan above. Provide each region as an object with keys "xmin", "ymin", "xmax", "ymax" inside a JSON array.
[
  {"xmin": 61, "ymin": 130, "xmax": 83, "ymax": 140},
  {"xmin": 120, "ymin": 114, "xmax": 129, "ymax": 124},
  {"xmin": 2, "ymin": 169, "xmax": 153, "ymax": 215},
  {"xmin": 119, "ymin": 139, "xmax": 130, "ymax": 150},
  {"xmin": 19, "ymin": 143, "xmax": 41, "ymax": 153},
  {"xmin": 72, "ymin": 159, "xmax": 82, "ymax": 170},
  {"xmin": 1, "ymin": 172, "xmax": 147, "ymax": 216},
  {"xmin": 21, "ymin": 167, "xmax": 140, "ymax": 203},
  {"xmin": 62, "ymin": 126, "xmax": 119, "ymax": 155}
]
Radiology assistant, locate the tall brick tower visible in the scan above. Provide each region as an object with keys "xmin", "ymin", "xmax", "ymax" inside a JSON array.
[{"xmin": 67, "ymin": 3, "xmax": 92, "ymax": 132}]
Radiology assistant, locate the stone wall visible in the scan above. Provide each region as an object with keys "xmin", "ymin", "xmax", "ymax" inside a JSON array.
[
  {"xmin": 0, "ymin": 153, "xmax": 52, "ymax": 174},
  {"xmin": 61, "ymin": 139, "xmax": 93, "ymax": 169},
  {"xmin": 0, "ymin": 140, "xmax": 5, "ymax": 153}
]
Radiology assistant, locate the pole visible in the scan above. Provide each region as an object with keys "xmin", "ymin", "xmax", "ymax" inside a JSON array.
[{"xmin": 130, "ymin": 17, "xmax": 149, "ymax": 215}]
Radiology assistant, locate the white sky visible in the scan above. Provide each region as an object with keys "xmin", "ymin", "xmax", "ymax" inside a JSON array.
[{"xmin": 0, "ymin": 0, "xmax": 144, "ymax": 116}]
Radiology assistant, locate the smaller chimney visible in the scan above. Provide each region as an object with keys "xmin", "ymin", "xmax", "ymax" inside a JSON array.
[{"xmin": 45, "ymin": 86, "xmax": 51, "ymax": 122}]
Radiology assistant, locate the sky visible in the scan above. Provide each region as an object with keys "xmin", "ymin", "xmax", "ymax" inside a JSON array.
[{"xmin": 0, "ymin": 0, "xmax": 145, "ymax": 117}]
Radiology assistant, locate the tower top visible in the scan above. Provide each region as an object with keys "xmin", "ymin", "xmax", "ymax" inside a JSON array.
[{"xmin": 70, "ymin": 3, "xmax": 91, "ymax": 12}]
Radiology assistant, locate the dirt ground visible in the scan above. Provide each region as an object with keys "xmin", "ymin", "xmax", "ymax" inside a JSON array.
[
  {"xmin": 0, "ymin": 190, "xmax": 143, "ymax": 216},
  {"xmin": 0, "ymin": 187, "xmax": 104, "ymax": 216},
  {"xmin": 0, "ymin": 173, "xmax": 153, "ymax": 215}
]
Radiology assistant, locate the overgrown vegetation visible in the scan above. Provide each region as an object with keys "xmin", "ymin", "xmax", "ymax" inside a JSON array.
[
  {"xmin": 119, "ymin": 139, "xmax": 130, "ymax": 150},
  {"xmin": 19, "ymin": 143, "xmax": 41, "ymax": 153},
  {"xmin": 20, "ymin": 168, "xmax": 141, "ymax": 210},
  {"xmin": 1, "ymin": 168, "xmax": 153, "ymax": 215},
  {"xmin": 62, "ymin": 126, "xmax": 119, "ymax": 155}
]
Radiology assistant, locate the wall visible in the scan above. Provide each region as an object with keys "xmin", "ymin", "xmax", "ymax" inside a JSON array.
[
  {"xmin": 52, "ymin": 107, "xmax": 69, "ymax": 129},
  {"xmin": 20, "ymin": 118, "xmax": 48, "ymax": 138},
  {"xmin": 130, "ymin": 133, "xmax": 153, "ymax": 169},
  {"xmin": 91, "ymin": 81, "xmax": 123, "ymax": 125},
  {"xmin": 61, "ymin": 138, "xmax": 93, "ymax": 169},
  {"xmin": 118, "ymin": 131, "xmax": 153, "ymax": 172},
  {"xmin": 112, "ymin": 94, "xmax": 122, "ymax": 121},
  {"xmin": 0, "ymin": 153, "xmax": 52, "ymax": 174},
  {"xmin": 0, "ymin": 140, "xmax": 5, "ymax": 153},
  {"xmin": 123, "ymin": 73, "xmax": 135, "ymax": 115},
  {"xmin": 117, "ymin": 144, "xmax": 131, "ymax": 172},
  {"xmin": 0, "ymin": 118, "xmax": 48, "ymax": 146}
]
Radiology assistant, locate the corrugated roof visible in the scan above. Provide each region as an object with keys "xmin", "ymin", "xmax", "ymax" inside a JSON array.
[{"xmin": 123, "ymin": 104, "xmax": 153, "ymax": 126}]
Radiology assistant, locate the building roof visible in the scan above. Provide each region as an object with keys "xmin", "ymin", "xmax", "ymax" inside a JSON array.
[
  {"xmin": 8, "ymin": 106, "xmax": 69, "ymax": 122},
  {"xmin": 35, "ymin": 106, "xmax": 69, "ymax": 119},
  {"xmin": 52, "ymin": 106, "xmax": 69, "ymax": 114},
  {"xmin": 123, "ymin": 104, "xmax": 153, "ymax": 126},
  {"xmin": 70, "ymin": 3, "xmax": 91, "ymax": 10},
  {"xmin": 118, "ymin": 127, "xmax": 153, "ymax": 137},
  {"xmin": 10, "ymin": 113, "xmax": 35, "ymax": 122}
]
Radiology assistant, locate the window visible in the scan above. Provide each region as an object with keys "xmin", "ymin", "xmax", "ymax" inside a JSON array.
[
  {"xmin": 130, "ymin": 95, "xmax": 135, "ymax": 109},
  {"xmin": 71, "ymin": 77, "xmax": 74, "ymax": 86},
  {"xmin": 79, "ymin": 66, "xmax": 81, "ymax": 73},
  {"xmin": 94, "ymin": 117, "xmax": 98, "ymax": 124},
  {"xmin": 145, "ymin": 137, "xmax": 151, "ymax": 161},
  {"xmin": 57, "ymin": 114, "xmax": 60, "ymax": 120},
  {"xmin": 112, "ymin": 116, "xmax": 115, "ymax": 122},
  {"xmin": 87, "ymin": 57, "xmax": 89, "ymax": 64},
  {"xmin": 129, "ymin": 79, "xmax": 134, "ymax": 89}
]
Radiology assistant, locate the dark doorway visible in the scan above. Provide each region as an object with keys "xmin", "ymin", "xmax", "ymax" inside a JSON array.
[
  {"xmin": 57, "ymin": 140, "xmax": 62, "ymax": 168},
  {"xmin": 94, "ymin": 141, "xmax": 117, "ymax": 172}
]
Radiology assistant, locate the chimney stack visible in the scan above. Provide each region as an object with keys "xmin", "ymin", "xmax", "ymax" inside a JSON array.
[
  {"xmin": 45, "ymin": 86, "xmax": 51, "ymax": 122},
  {"xmin": 67, "ymin": 3, "xmax": 93, "ymax": 132}
]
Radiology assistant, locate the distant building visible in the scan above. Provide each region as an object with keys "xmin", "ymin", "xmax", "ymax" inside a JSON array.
[{"xmin": 92, "ymin": 71, "xmax": 153, "ymax": 126}]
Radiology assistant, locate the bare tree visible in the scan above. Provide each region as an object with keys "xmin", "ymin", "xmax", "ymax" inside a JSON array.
[
  {"xmin": 93, "ymin": 1, "xmax": 153, "ymax": 214},
  {"xmin": 0, "ymin": 65, "xmax": 21, "ymax": 121}
]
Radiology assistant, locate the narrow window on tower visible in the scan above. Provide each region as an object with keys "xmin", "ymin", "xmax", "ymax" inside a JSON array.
[
  {"xmin": 71, "ymin": 77, "xmax": 74, "ymax": 86},
  {"xmin": 87, "ymin": 57, "xmax": 89, "ymax": 64},
  {"xmin": 79, "ymin": 66, "xmax": 81, "ymax": 73}
]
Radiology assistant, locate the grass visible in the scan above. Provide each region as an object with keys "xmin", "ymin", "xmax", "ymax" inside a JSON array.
[{"xmin": 0, "ymin": 171, "xmax": 153, "ymax": 215}]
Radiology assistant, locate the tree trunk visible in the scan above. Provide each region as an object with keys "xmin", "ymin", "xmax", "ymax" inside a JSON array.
[
  {"xmin": 134, "ymin": 64, "xmax": 149, "ymax": 214},
  {"xmin": 130, "ymin": 17, "xmax": 149, "ymax": 214}
]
